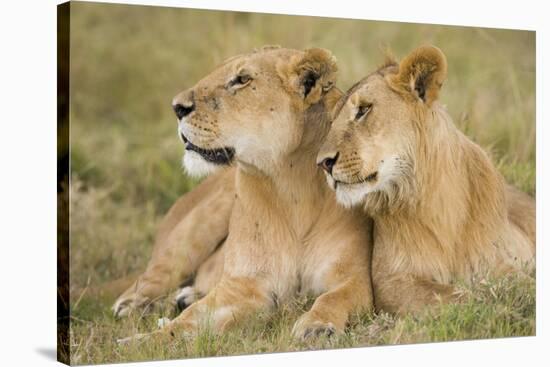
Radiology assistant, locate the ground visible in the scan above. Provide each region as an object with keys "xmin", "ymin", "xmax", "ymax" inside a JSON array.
[
  {"xmin": 67, "ymin": 2, "xmax": 536, "ymax": 364},
  {"xmin": 70, "ymin": 273, "xmax": 534, "ymax": 364}
]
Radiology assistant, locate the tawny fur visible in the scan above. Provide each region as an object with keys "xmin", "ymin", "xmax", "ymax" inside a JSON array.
[
  {"xmin": 111, "ymin": 47, "xmax": 345, "ymax": 319},
  {"xmin": 119, "ymin": 47, "xmax": 373, "ymax": 343},
  {"xmin": 318, "ymin": 45, "xmax": 535, "ymax": 314},
  {"xmin": 112, "ymin": 168, "xmax": 235, "ymax": 317}
]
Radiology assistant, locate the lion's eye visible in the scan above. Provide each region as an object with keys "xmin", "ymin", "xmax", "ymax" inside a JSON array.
[
  {"xmin": 229, "ymin": 74, "xmax": 252, "ymax": 88},
  {"xmin": 355, "ymin": 104, "xmax": 372, "ymax": 120},
  {"xmin": 235, "ymin": 75, "xmax": 252, "ymax": 85}
]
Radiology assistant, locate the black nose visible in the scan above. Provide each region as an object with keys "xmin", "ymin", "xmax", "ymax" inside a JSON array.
[
  {"xmin": 173, "ymin": 103, "xmax": 195, "ymax": 120},
  {"xmin": 318, "ymin": 152, "xmax": 339, "ymax": 174}
]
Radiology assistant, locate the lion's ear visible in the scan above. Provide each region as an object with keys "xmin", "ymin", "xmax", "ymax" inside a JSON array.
[
  {"xmin": 390, "ymin": 45, "xmax": 447, "ymax": 106},
  {"xmin": 278, "ymin": 48, "xmax": 338, "ymax": 106}
]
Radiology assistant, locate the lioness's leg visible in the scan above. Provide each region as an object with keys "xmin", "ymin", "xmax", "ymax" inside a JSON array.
[
  {"xmin": 373, "ymin": 273, "xmax": 457, "ymax": 315},
  {"xmin": 160, "ymin": 277, "xmax": 271, "ymax": 338},
  {"xmin": 113, "ymin": 169, "xmax": 235, "ymax": 318},
  {"xmin": 174, "ymin": 243, "xmax": 226, "ymax": 311},
  {"xmin": 118, "ymin": 277, "xmax": 271, "ymax": 344},
  {"xmin": 291, "ymin": 216, "xmax": 374, "ymax": 339},
  {"xmin": 292, "ymin": 275, "xmax": 372, "ymax": 339}
]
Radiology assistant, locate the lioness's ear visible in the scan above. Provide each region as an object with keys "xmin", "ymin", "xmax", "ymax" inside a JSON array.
[
  {"xmin": 278, "ymin": 48, "xmax": 338, "ymax": 105},
  {"xmin": 390, "ymin": 45, "xmax": 447, "ymax": 106}
]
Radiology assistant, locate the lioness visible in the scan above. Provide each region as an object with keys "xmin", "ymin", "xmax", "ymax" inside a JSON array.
[
  {"xmin": 317, "ymin": 45, "xmax": 536, "ymax": 314},
  {"xmin": 119, "ymin": 46, "xmax": 373, "ymax": 342}
]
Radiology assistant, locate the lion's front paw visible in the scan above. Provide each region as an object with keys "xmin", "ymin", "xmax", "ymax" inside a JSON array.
[{"xmin": 291, "ymin": 312, "xmax": 339, "ymax": 340}]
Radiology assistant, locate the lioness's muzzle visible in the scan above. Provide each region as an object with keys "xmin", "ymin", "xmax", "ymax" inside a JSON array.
[{"xmin": 180, "ymin": 132, "xmax": 235, "ymax": 165}]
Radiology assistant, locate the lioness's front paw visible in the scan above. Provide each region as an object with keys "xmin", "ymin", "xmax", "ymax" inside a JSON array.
[
  {"xmin": 117, "ymin": 332, "xmax": 152, "ymax": 345},
  {"xmin": 117, "ymin": 329, "xmax": 175, "ymax": 345},
  {"xmin": 157, "ymin": 317, "xmax": 171, "ymax": 329},
  {"xmin": 292, "ymin": 313, "xmax": 339, "ymax": 340},
  {"xmin": 112, "ymin": 293, "xmax": 149, "ymax": 319},
  {"xmin": 174, "ymin": 286, "xmax": 200, "ymax": 312}
]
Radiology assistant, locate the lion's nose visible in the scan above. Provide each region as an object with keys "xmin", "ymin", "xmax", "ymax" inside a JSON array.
[
  {"xmin": 317, "ymin": 152, "xmax": 339, "ymax": 174},
  {"xmin": 173, "ymin": 102, "xmax": 195, "ymax": 120}
]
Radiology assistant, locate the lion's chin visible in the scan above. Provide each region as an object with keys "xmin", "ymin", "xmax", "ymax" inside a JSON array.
[
  {"xmin": 335, "ymin": 182, "xmax": 371, "ymax": 209},
  {"xmin": 182, "ymin": 151, "xmax": 223, "ymax": 178}
]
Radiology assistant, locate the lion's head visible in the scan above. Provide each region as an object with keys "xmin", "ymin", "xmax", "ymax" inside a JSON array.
[
  {"xmin": 317, "ymin": 45, "xmax": 448, "ymax": 213},
  {"xmin": 172, "ymin": 46, "xmax": 339, "ymax": 177}
]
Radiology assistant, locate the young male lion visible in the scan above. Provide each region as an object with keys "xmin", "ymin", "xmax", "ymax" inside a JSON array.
[
  {"xmin": 119, "ymin": 46, "xmax": 374, "ymax": 342},
  {"xmin": 317, "ymin": 45, "xmax": 536, "ymax": 314}
]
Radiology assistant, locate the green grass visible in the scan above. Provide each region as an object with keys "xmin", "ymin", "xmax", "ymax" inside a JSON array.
[
  {"xmin": 67, "ymin": 2, "xmax": 536, "ymax": 364},
  {"xmin": 70, "ymin": 272, "xmax": 535, "ymax": 364}
]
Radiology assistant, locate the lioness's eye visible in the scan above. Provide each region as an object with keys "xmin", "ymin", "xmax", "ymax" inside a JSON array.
[
  {"xmin": 229, "ymin": 74, "xmax": 252, "ymax": 88},
  {"xmin": 355, "ymin": 104, "xmax": 372, "ymax": 120},
  {"xmin": 236, "ymin": 75, "xmax": 251, "ymax": 84}
]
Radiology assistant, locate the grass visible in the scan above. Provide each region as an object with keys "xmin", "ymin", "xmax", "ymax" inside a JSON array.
[
  {"xmin": 70, "ymin": 272, "xmax": 535, "ymax": 364},
  {"xmin": 67, "ymin": 2, "xmax": 536, "ymax": 364}
]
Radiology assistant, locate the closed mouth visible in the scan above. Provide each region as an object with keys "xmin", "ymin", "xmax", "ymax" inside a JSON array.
[
  {"xmin": 180, "ymin": 132, "xmax": 235, "ymax": 165},
  {"xmin": 333, "ymin": 171, "xmax": 378, "ymax": 188}
]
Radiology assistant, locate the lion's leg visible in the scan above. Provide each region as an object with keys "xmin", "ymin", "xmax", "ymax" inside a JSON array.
[
  {"xmin": 506, "ymin": 184, "xmax": 536, "ymax": 247},
  {"xmin": 113, "ymin": 170, "xmax": 235, "ymax": 318},
  {"xmin": 373, "ymin": 273, "xmax": 457, "ymax": 315},
  {"xmin": 292, "ymin": 274, "xmax": 372, "ymax": 340},
  {"xmin": 502, "ymin": 184, "xmax": 536, "ymax": 273}
]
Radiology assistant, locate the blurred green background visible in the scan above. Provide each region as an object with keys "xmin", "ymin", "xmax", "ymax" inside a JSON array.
[{"xmin": 69, "ymin": 1, "xmax": 535, "ymax": 299}]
